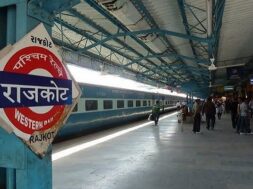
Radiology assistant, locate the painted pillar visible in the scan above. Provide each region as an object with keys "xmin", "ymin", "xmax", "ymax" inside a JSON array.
[{"xmin": 0, "ymin": 1, "xmax": 52, "ymax": 188}]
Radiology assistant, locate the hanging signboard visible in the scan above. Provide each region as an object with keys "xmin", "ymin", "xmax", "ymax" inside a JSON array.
[
  {"xmin": 226, "ymin": 66, "xmax": 244, "ymax": 80},
  {"xmin": 0, "ymin": 24, "xmax": 80, "ymax": 157}
]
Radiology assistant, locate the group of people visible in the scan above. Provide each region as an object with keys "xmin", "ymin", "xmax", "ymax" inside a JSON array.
[
  {"xmin": 192, "ymin": 97, "xmax": 217, "ymax": 133},
  {"xmin": 228, "ymin": 96, "xmax": 252, "ymax": 134},
  {"xmin": 150, "ymin": 96, "xmax": 253, "ymax": 135},
  {"xmin": 192, "ymin": 96, "xmax": 253, "ymax": 134}
]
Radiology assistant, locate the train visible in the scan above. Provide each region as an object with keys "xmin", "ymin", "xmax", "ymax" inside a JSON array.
[{"xmin": 56, "ymin": 83, "xmax": 185, "ymax": 140}]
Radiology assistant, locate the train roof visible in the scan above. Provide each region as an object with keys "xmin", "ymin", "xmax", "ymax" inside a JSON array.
[{"xmin": 68, "ymin": 64, "xmax": 186, "ymax": 98}]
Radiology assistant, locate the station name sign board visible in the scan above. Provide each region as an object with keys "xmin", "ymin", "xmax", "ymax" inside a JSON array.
[{"xmin": 0, "ymin": 24, "xmax": 80, "ymax": 157}]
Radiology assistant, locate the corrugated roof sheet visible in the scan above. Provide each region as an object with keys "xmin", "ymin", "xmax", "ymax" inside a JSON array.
[
  {"xmin": 48, "ymin": 0, "xmax": 233, "ymax": 94},
  {"xmin": 218, "ymin": 0, "xmax": 253, "ymax": 63}
]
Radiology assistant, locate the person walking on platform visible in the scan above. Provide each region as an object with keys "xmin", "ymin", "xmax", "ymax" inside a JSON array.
[
  {"xmin": 176, "ymin": 101, "xmax": 181, "ymax": 111},
  {"xmin": 202, "ymin": 97, "xmax": 216, "ymax": 130},
  {"xmin": 216, "ymin": 101, "xmax": 223, "ymax": 120},
  {"xmin": 248, "ymin": 98, "xmax": 253, "ymax": 118},
  {"xmin": 225, "ymin": 99, "xmax": 231, "ymax": 114},
  {"xmin": 237, "ymin": 97, "xmax": 250, "ymax": 134},
  {"xmin": 192, "ymin": 99, "xmax": 202, "ymax": 133},
  {"xmin": 152, "ymin": 101, "xmax": 160, "ymax": 126},
  {"xmin": 230, "ymin": 97, "xmax": 238, "ymax": 129}
]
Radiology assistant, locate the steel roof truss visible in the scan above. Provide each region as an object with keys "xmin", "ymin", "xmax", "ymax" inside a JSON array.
[
  {"xmin": 82, "ymin": 29, "xmax": 209, "ymax": 52},
  {"xmin": 54, "ymin": 23, "xmax": 78, "ymax": 47},
  {"xmin": 129, "ymin": 0, "xmax": 205, "ymax": 82},
  {"xmin": 84, "ymin": 0, "xmax": 191, "ymax": 83},
  {"xmin": 68, "ymin": 8, "xmax": 184, "ymax": 83},
  {"xmin": 212, "ymin": 0, "xmax": 225, "ymax": 58},
  {"xmin": 177, "ymin": 0, "xmax": 211, "ymax": 85},
  {"xmin": 133, "ymin": 0, "xmax": 197, "ymax": 83},
  {"xmin": 185, "ymin": 3, "xmax": 207, "ymax": 33},
  {"xmin": 124, "ymin": 52, "xmax": 208, "ymax": 68},
  {"xmin": 53, "ymin": 37, "xmax": 173, "ymax": 86}
]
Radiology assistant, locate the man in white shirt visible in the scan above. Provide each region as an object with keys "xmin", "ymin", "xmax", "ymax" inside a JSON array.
[{"xmin": 237, "ymin": 97, "xmax": 250, "ymax": 134}]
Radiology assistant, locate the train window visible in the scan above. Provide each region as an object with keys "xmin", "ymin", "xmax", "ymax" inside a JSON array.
[
  {"xmin": 136, "ymin": 100, "xmax": 141, "ymax": 107},
  {"xmin": 148, "ymin": 100, "xmax": 151, "ymax": 106},
  {"xmin": 143, "ymin": 100, "xmax": 147, "ymax": 106},
  {"xmin": 72, "ymin": 104, "xmax": 78, "ymax": 112},
  {"xmin": 128, "ymin": 100, "xmax": 133, "ymax": 107},
  {"xmin": 103, "ymin": 100, "xmax": 113, "ymax": 109},
  {"xmin": 86, "ymin": 100, "xmax": 98, "ymax": 111},
  {"xmin": 117, "ymin": 100, "xmax": 124, "ymax": 109}
]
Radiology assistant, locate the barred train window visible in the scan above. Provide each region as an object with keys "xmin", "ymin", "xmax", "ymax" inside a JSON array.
[
  {"xmin": 136, "ymin": 100, "xmax": 141, "ymax": 107},
  {"xmin": 117, "ymin": 100, "xmax": 124, "ymax": 109},
  {"xmin": 143, "ymin": 100, "xmax": 147, "ymax": 106},
  {"xmin": 148, "ymin": 100, "xmax": 151, "ymax": 106},
  {"xmin": 85, "ymin": 100, "xmax": 98, "ymax": 111},
  {"xmin": 103, "ymin": 100, "xmax": 113, "ymax": 109},
  {"xmin": 128, "ymin": 100, "xmax": 133, "ymax": 107}
]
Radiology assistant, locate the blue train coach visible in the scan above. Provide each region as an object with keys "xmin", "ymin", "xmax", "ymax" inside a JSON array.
[{"xmin": 56, "ymin": 83, "xmax": 185, "ymax": 140}]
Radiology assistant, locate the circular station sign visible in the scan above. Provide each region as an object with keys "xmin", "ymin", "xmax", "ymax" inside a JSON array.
[
  {"xmin": 4, "ymin": 46, "xmax": 67, "ymax": 135},
  {"xmin": 0, "ymin": 24, "xmax": 79, "ymax": 156}
]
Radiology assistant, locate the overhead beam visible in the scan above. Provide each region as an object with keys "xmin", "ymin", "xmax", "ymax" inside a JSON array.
[
  {"xmin": 177, "ymin": 0, "xmax": 198, "ymax": 57},
  {"xmin": 130, "ymin": 0, "xmax": 209, "ymax": 51},
  {"xmin": 68, "ymin": 9, "xmax": 178, "ymax": 81},
  {"xmin": 54, "ymin": 18, "xmax": 181, "ymax": 83},
  {"xmin": 177, "ymin": 0, "xmax": 210, "ymax": 81},
  {"xmin": 84, "ymin": 0, "xmax": 191, "ymax": 82},
  {"xmin": 212, "ymin": 0, "xmax": 226, "ymax": 57},
  {"xmin": 130, "ymin": 0, "xmax": 209, "ymax": 86},
  {"xmin": 124, "ymin": 52, "xmax": 209, "ymax": 67},
  {"xmin": 210, "ymin": 0, "xmax": 225, "ymax": 85},
  {"xmin": 82, "ymin": 28, "xmax": 210, "ymax": 51},
  {"xmin": 53, "ymin": 37, "xmax": 172, "ymax": 86}
]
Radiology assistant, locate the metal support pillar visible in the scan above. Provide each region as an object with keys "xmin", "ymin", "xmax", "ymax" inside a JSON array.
[
  {"xmin": 6, "ymin": 5, "xmax": 16, "ymax": 44},
  {"xmin": 6, "ymin": 168, "xmax": 15, "ymax": 189},
  {"xmin": 0, "ymin": 1, "xmax": 52, "ymax": 189},
  {"xmin": 16, "ymin": 1, "xmax": 27, "ymax": 41}
]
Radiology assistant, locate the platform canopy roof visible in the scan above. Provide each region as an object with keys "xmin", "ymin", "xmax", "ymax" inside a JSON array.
[{"xmin": 27, "ymin": 0, "xmax": 252, "ymax": 97}]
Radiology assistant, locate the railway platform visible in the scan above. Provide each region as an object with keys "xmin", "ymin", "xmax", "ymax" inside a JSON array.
[{"xmin": 53, "ymin": 112, "xmax": 253, "ymax": 189}]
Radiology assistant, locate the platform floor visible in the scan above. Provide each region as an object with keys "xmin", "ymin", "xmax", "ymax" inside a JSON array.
[{"xmin": 53, "ymin": 112, "xmax": 253, "ymax": 189}]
